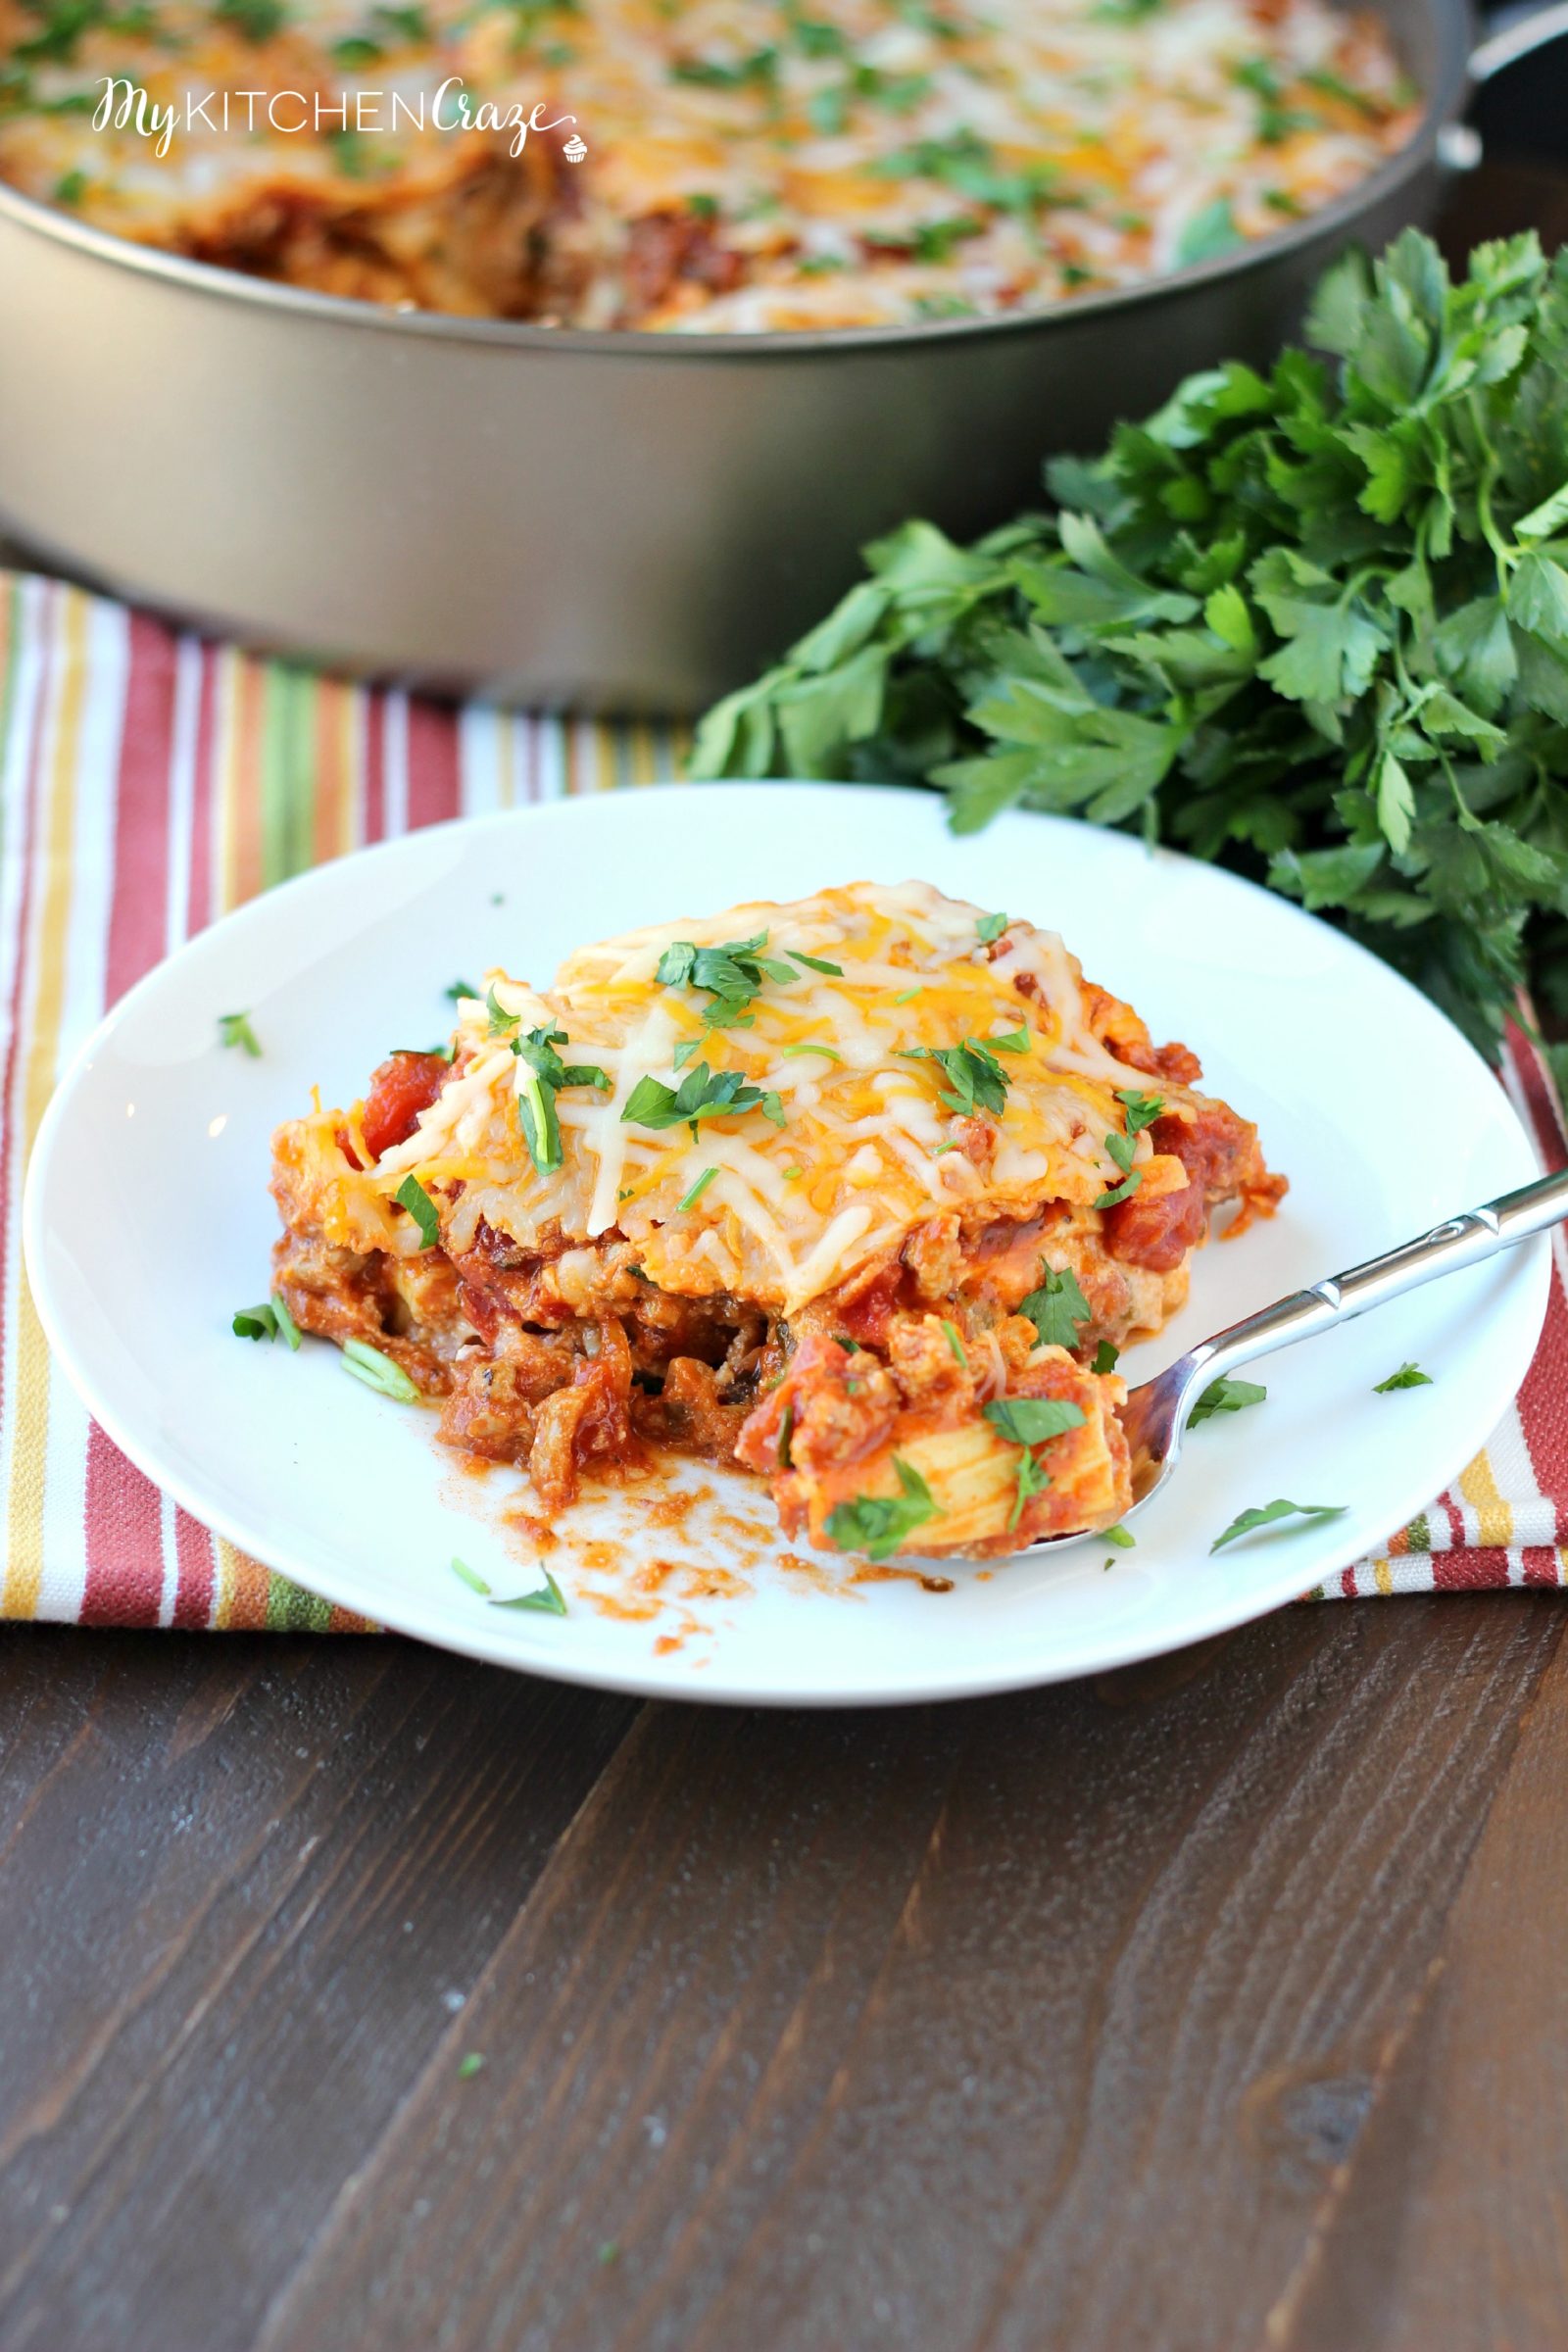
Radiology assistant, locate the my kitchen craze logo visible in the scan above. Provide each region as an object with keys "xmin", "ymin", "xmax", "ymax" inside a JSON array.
[{"xmin": 91, "ymin": 75, "xmax": 585, "ymax": 161}]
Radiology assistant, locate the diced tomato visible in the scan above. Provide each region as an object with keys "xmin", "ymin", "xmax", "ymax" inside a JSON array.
[
  {"xmin": 361, "ymin": 1051, "xmax": 448, "ymax": 1163},
  {"xmin": 1152, "ymin": 1104, "xmax": 1252, "ymax": 1199},
  {"xmin": 837, "ymin": 1263, "xmax": 907, "ymax": 1348},
  {"xmin": 1102, "ymin": 1179, "xmax": 1206, "ymax": 1273}
]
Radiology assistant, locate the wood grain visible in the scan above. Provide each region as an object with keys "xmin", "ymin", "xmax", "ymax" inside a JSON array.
[
  {"xmin": 0, "ymin": 1630, "xmax": 636, "ymax": 2352},
  {"xmin": 3, "ymin": 1600, "xmax": 1568, "ymax": 2351},
  {"xmin": 228, "ymin": 1597, "xmax": 1560, "ymax": 2352}
]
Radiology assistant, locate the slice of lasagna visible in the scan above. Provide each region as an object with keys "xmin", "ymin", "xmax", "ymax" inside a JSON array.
[{"xmin": 270, "ymin": 882, "xmax": 1284, "ymax": 1559}]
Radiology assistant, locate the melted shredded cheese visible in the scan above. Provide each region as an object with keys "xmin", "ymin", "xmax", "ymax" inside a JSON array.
[{"xmin": 302, "ymin": 880, "xmax": 1183, "ymax": 1312}]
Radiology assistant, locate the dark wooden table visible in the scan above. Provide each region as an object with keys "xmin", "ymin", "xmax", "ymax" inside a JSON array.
[{"xmin": 3, "ymin": 1597, "xmax": 1568, "ymax": 2351}]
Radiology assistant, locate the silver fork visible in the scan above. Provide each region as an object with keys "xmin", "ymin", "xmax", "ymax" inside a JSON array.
[{"xmin": 1029, "ymin": 1164, "xmax": 1568, "ymax": 1548}]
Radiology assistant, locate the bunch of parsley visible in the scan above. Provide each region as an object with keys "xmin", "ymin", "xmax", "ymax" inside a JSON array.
[{"xmin": 690, "ymin": 232, "xmax": 1568, "ymax": 1073}]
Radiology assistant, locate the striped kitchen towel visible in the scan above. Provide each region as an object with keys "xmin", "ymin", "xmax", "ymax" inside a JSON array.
[{"xmin": 1, "ymin": 568, "xmax": 1564, "ymax": 1628}]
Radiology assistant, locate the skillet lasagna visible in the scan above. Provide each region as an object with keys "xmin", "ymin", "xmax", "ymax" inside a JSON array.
[
  {"xmin": 0, "ymin": 0, "xmax": 1416, "ymax": 328},
  {"xmin": 269, "ymin": 882, "xmax": 1285, "ymax": 1560}
]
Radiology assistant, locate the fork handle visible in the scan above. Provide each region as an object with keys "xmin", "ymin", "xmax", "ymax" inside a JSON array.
[{"xmin": 1190, "ymin": 1163, "xmax": 1568, "ymax": 1384}]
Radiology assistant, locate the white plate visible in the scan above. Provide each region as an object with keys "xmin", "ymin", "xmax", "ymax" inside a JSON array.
[{"xmin": 24, "ymin": 784, "xmax": 1547, "ymax": 1706}]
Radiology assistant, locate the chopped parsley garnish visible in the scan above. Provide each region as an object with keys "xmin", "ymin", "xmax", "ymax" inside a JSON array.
[
  {"xmin": 678, "ymin": 1166, "xmax": 718, "ymax": 1211},
  {"xmin": 1018, "ymin": 1262, "xmax": 1090, "ymax": 1350},
  {"xmin": 1374, "ymin": 1360, "xmax": 1433, "ymax": 1391},
  {"xmin": 983, "ymin": 1396, "xmax": 1087, "ymax": 1447},
  {"xmin": 371, "ymin": 2, "xmax": 431, "ymax": 36},
  {"xmin": 670, "ymin": 46, "xmax": 777, "ymax": 87},
  {"xmin": 622, "ymin": 1061, "xmax": 774, "ymax": 1141},
  {"xmin": 1007, "ymin": 1446, "xmax": 1052, "ymax": 1531},
  {"xmin": 214, "ymin": 0, "xmax": 288, "ymax": 39},
  {"xmin": 1210, "ymin": 1497, "xmax": 1348, "ymax": 1553},
  {"xmin": 872, "ymin": 129, "xmax": 1057, "ymax": 215},
  {"xmin": 940, "ymin": 1318, "xmax": 967, "ymax": 1366},
  {"xmin": 1174, "ymin": 198, "xmax": 1244, "ymax": 270},
  {"xmin": 450, "ymin": 1555, "xmax": 492, "ymax": 1595},
  {"xmin": 780, "ymin": 1041, "xmax": 841, "ymax": 1061},
  {"xmin": 686, "ymin": 191, "xmax": 719, "ymax": 219},
  {"xmin": 333, "ymin": 33, "xmax": 382, "ymax": 64},
  {"xmin": 512, "ymin": 1026, "xmax": 610, "ymax": 1175},
  {"xmin": 902, "ymin": 1032, "xmax": 1024, "ymax": 1118},
  {"xmin": 1103, "ymin": 1523, "xmax": 1136, "ymax": 1547},
  {"xmin": 1189, "ymin": 1375, "xmax": 1267, "ymax": 1426},
  {"xmin": 976, "ymin": 909, "xmax": 1008, "ymax": 942},
  {"xmin": 394, "ymin": 1175, "xmax": 441, "ymax": 1250},
  {"xmin": 341, "ymin": 1339, "xmax": 419, "ymax": 1402},
  {"xmin": 494, "ymin": 1568, "xmax": 568, "ymax": 1615},
  {"xmin": 656, "ymin": 930, "xmax": 798, "ymax": 1030},
  {"xmin": 1092, "ymin": 1340, "xmax": 1119, "ymax": 1375},
  {"xmin": 1093, "ymin": 1088, "xmax": 1164, "ymax": 1209},
  {"xmin": 233, "ymin": 1297, "xmax": 300, "ymax": 1347},
  {"xmin": 219, "ymin": 1010, "xmax": 262, "ymax": 1057},
  {"xmin": 867, "ymin": 215, "xmax": 983, "ymax": 266},
  {"xmin": 446, "ymin": 977, "xmax": 478, "ymax": 1004},
  {"xmin": 788, "ymin": 950, "xmax": 843, "ymax": 975},
  {"xmin": 52, "ymin": 169, "xmax": 87, "ymax": 205},
  {"xmin": 825, "ymin": 1457, "xmax": 938, "ymax": 1561},
  {"xmin": 893, "ymin": 986, "xmax": 922, "ymax": 1004},
  {"xmin": 777, "ymin": 1400, "xmax": 794, "ymax": 1468},
  {"xmin": 456, "ymin": 2052, "xmax": 485, "ymax": 2079}
]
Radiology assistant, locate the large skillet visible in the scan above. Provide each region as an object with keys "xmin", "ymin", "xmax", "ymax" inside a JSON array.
[{"xmin": 0, "ymin": 0, "xmax": 1494, "ymax": 710}]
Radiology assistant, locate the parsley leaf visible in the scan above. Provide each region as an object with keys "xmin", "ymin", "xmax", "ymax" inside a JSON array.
[
  {"xmin": 983, "ymin": 1396, "xmax": 1087, "ymax": 1446},
  {"xmin": 1092, "ymin": 1340, "xmax": 1119, "ymax": 1375},
  {"xmin": 232, "ymin": 1303, "xmax": 278, "ymax": 1341},
  {"xmin": 1374, "ymin": 1361, "xmax": 1433, "ymax": 1391},
  {"xmin": 903, "ymin": 1033, "xmax": 1022, "ymax": 1117},
  {"xmin": 657, "ymin": 930, "xmax": 797, "ymax": 1029},
  {"xmin": 219, "ymin": 1010, "xmax": 262, "ymax": 1058},
  {"xmin": 450, "ymin": 1555, "xmax": 492, "ymax": 1595},
  {"xmin": 940, "ymin": 1317, "xmax": 968, "ymax": 1364},
  {"xmin": 394, "ymin": 1175, "xmax": 441, "ymax": 1250},
  {"xmin": 622, "ymin": 1061, "xmax": 772, "ymax": 1140},
  {"xmin": 976, "ymin": 909, "xmax": 1008, "ymax": 942},
  {"xmin": 341, "ymin": 1340, "xmax": 419, "ymax": 1402},
  {"xmin": 1008, "ymin": 1446, "xmax": 1051, "ymax": 1531},
  {"xmin": 1018, "ymin": 1262, "xmax": 1091, "ymax": 1351},
  {"xmin": 1094, "ymin": 1088, "xmax": 1165, "ymax": 1209},
  {"xmin": 789, "ymin": 949, "xmax": 844, "ymax": 975},
  {"xmin": 493, "ymin": 1568, "xmax": 568, "ymax": 1615},
  {"xmin": 825, "ymin": 1457, "xmax": 938, "ymax": 1560},
  {"xmin": 1210, "ymin": 1497, "xmax": 1348, "ymax": 1552},
  {"xmin": 513, "ymin": 1026, "xmax": 610, "ymax": 1175},
  {"xmin": 678, "ymin": 1166, "xmax": 718, "ymax": 1210},
  {"xmin": 1189, "ymin": 1375, "xmax": 1267, "ymax": 1426},
  {"xmin": 445, "ymin": 978, "xmax": 478, "ymax": 1004}
]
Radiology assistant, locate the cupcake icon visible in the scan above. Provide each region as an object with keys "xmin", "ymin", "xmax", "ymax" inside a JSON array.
[{"xmin": 564, "ymin": 131, "xmax": 587, "ymax": 163}]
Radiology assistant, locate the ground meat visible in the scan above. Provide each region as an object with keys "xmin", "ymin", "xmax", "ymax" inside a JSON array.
[
  {"xmin": 525, "ymin": 1321, "xmax": 642, "ymax": 1510},
  {"xmin": 903, "ymin": 1212, "xmax": 965, "ymax": 1303},
  {"xmin": 631, "ymin": 1356, "xmax": 751, "ymax": 1461},
  {"xmin": 886, "ymin": 1314, "xmax": 973, "ymax": 1414}
]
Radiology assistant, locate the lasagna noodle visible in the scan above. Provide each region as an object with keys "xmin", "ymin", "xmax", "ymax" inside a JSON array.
[{"xmin": 269, "ymin": 881, "xmax": 1285, "ymax": 1559}]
